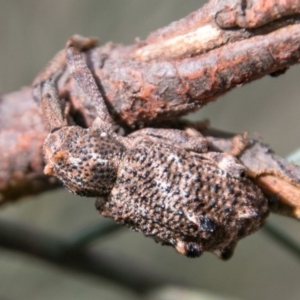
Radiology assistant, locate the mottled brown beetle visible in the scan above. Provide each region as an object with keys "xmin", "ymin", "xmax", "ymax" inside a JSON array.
[{"xmin": 37, "ymin": 36, "xmax": 269, "ymax": 259}]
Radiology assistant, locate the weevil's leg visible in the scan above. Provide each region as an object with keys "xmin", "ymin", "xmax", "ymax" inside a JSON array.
[
  {"xmin": 230, "ymin": 133, "xmax": 250, "ymax": 157},
  {"xmin": 194, "ymin": 132, "xmax": 249, "ymax": 178},
  {"xmin": 197, "ymin": 151, "xmax": 247, "ymax": 178},
  {"xmin": 127, "ymin": 127, "xmax": 208, "ymax": 153},
  {"xmin": 213, "ymin": 241, "xmax": 237, "ymax": 260},
  {"xmin": 127, "ymin": 127, "xmax": 247, "ymax": 178},
  {"xmin": 32, "ymin": 49, "xmax": 66, "ymax": 103},
  {"xmin": 41, "ymin": 78, "xmax": 67, "ymax": 132},
  {"xmin": 67, "ymin": 34, "xmax": 99, "ymax": 52},
  {"xmin": 174, "ymin": 240, "xmax": 203, "ymax": 258},
  {"xmin": 66, "ymin": 36, "xmax": 114, "ymax": 132},
  {"xmin": 32, "ymin": 35, "xmax": 98, "ymax": 103}
]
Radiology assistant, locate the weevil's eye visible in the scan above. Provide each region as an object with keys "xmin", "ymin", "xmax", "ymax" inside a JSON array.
[{"xmin": 240, "ymin": 171, "xmax": 246, "ymax": 178}]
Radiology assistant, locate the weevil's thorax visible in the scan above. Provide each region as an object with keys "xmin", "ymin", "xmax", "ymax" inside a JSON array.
[{"xmin": 43, "ymin": 126, "xmax": 126, "ymax": 197}]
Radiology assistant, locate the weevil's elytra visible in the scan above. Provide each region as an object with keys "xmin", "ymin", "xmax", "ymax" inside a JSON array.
[
  {"xmin": 100, "ymin": 140, "xmax": 268, "ymax": 259},
  {"xmin": 39, "ymin": 35, "xmax": 270, "ymax": 259}
]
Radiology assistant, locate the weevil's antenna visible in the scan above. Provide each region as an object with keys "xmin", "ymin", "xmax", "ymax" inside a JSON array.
[
  {"xmin": 32, "ymin": 49, "xmax": 66, "ymax": 104},
  {"xmin": 66, "ymin": 35, "xmax": 114, "ymax": 130}
]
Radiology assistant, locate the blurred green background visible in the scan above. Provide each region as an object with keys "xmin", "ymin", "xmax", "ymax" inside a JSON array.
[{"xmin": 0, "ymin": 1, "xmax": 300, "ymax": 299}]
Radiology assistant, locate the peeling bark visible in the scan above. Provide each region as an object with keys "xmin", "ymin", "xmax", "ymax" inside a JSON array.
[{"xmin": 1, "ymin": 0, "xmax": 300, "ymax": 220}]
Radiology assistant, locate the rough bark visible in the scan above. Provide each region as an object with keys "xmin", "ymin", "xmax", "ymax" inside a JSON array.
[{"xmin": 1, "ymin": 0, "xmax": 300, "ymax": 219}]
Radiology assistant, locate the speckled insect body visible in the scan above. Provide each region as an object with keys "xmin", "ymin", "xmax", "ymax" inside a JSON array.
[
  {"xmin": 98, "ymin": 139, "xmax": 269, "ymax": 259},
  {"xmin": 39, "ymin": 36, "xmax": 269, "ymax": 259},
  {"xmin": 44, "ymin": 123, "xmax": 269, "ymax": 259}
]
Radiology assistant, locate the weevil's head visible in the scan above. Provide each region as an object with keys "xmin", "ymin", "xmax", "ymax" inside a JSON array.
[{"xmin": 43, "ymin": 126, "xmax": 125, "ymax": 197}]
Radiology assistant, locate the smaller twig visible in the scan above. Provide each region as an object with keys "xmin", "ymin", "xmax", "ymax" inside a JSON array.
[
  {"xmin": 260, "ymin": 149, "xmax": 300, "ymax": 260},
  {"xmin": 216, "ymin": 0, "xmax": 300, "ymax": 29},
  {"xmin": 1, "ymin": 1, "xmax": 300, "ymax": 204},
  {"xmin": 66, "ymin": 36, "xmax": 114, "ymax": 126}
]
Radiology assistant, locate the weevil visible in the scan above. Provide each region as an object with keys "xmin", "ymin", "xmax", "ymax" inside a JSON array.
[{"xmin": 37, "ymin": 36, "xmax": 269, "ymax": 259}]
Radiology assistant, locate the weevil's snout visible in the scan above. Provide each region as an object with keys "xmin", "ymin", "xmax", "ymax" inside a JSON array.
[
  {"xmin": 43, "ymin": 129, "xmax": 68, "ymax": 177},
  {"xmin": 42, "ymin": 126, "xmax": 88, "ymax": 195}
]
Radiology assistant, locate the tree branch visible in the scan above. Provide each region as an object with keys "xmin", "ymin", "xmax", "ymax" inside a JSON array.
[{"xmin": 1, "ymin": 0, "xmax": 300, "ymax": 219}]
